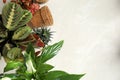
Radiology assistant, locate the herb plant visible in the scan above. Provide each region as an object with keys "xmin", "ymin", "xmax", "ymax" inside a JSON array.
[
  {"xmin": 0, "ymin": 1, "xmax": 85, "ymax": 80},
  {"xmin": 0, "ymin": 41, "xmax": 84, "ymax": 80}
]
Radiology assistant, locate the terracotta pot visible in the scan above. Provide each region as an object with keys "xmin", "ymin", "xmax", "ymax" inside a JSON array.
[
  {"xmin": 28, "ymin": 6, "xmax": 53, "ymax": 28},
  {"xmin": 35, "ymin": 0, "xmax": 48, "ymax": 4}
]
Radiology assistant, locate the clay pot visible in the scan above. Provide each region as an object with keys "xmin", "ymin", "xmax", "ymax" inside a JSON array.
[
  {"xmin": 35, "ymin": 0, "xmax": 48, "ymax": 4},
  {"xmin": 28, "ymin": 6, "xmax": 53, "ymax": 28}
]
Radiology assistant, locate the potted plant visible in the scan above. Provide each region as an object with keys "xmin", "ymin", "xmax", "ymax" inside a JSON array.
[{"xmin": 0, "ymin": 1, "xmax": 85, "ymax": 80}]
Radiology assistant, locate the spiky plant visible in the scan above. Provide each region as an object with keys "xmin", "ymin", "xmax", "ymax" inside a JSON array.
[
  {"xmin": 34, "ymin": 27, "xmax": 53, "ymax": 45},
  {"xmin": 0, "ymin": 2, "xmax": 33, "ymax": 61}
]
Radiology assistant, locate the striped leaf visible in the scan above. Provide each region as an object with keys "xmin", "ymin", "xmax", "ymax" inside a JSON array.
[
  {"xmin": 2, "ymin": 2, "xmax": 23, "ymax": 31},
  {"xmin": 16, "ymin": 10, "xmax": 32, "ymax": 27},
  {"xmin": 2, "ymin": 2, "xmax": 32, "ymax": 31},
  {"xmin": 12, "ymin": 26, "xmax": 32, "ymax": 40}
]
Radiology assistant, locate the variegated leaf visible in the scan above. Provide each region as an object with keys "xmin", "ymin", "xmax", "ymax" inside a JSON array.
[
  {"xmin": 0, "ymin": 27, "xmax": 8, "ymax": 38},
  {"xmin": 2, "ymin": 2, "xmax": 23, "ymax": 31},
  {"xmin": 7, "ymin": 47, "xmax": 22, "ymax": 60},
  {"xmin": 12, "ymin": 26, "xmax": 32, "ymax": 40},
  {"xmin": 16, "ymin": 10, "xmax": 32, "ymax": 27}
]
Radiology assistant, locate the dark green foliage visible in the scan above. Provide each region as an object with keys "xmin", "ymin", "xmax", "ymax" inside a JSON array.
[
  {"xmin": 0, "ymin": 2, "xmax": 32, "ymax": 59},
  {"xmin": 37, "ymin": 40, "xmax": 64, "ymax": 63},
  {"xmin": 34, "ymin": 27, "xmax": 53, "ymax": 45},
  {"xmin": 0, "ymin": 2, "xmax": 84, "ymax": 80},
  {"xmin": 4, "ymin": 61, "xmax": 23, "ymax": 72},
  {"xmin": 0, "ymin": 41, "xmax": 84, "ymax": 80},
  {"xmin": 2, "ymin": 2, "xmax": 32, "ymax": 31}
]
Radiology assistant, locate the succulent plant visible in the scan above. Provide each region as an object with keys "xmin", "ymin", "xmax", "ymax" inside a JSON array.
[
  {"xmin": 0, "ymin": 2, "xmax": 33, "ymax": 61},
  {"xmin": 34, "ymin": 27, "xmax": 53, "ymax": 45}
]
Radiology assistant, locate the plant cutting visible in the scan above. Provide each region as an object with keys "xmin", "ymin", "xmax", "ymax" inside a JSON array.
[{"xmin": 0, "ymin": 1, "xmax": 85, "ymax": 80}]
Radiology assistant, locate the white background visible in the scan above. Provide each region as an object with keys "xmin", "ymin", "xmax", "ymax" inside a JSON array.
[{"xmin": 1, "ymin": 0, "xmax": 120, "ymax": 80}]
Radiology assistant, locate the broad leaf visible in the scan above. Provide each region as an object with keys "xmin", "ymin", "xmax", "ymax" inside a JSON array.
[
  {"xmin": 6, "ymin": 47, "xmax": 22, "ymax": 60},
  {"xmin": 0, "ymin": 39, "xmax": 5, "ymax": 43},
  {"xmin": 34, "ymin": 73, "xmax": 41, "ymax": 80},
  {"xmin": 16, "ymin": 10, "xmax": 32, "ymax": 27},
  {"xmin": 37, "ymin": 40, "xmax": 64, "ymax": 63},
  {"xmin": 16, "ymin": 65, "xmax": 27, "ymax": 74},
  {"xmin": 2, "ymin": 2, "xmax": 23, "ymax": 31},
  {"xmin": 57, "ymin": 74, "xmax": 85, "ymax": 80},
  {"xmin": 45, "ymin": 71, "xmax": 84, "ymax": 80},
  {"xmin": 24, "ymin": 52, "xmax": 36, "ymax": 74},
  {"xmin": 4, "ymin": 61, "xmax": 23, "ymax": 72},
  {"xmin": 2, "ymin": 43, "xmax": 14, "ymax": 57},
  {"xmin": 12, "ymin": 26, "xmax": 32, "ymax": 40},
  {"xmin": 0, "ymin": 27, "xmax": 8, "ymax": 38},
  {"xmin": 45, "ymin": 70, "xmax": 68, "ymax": 80},
  {"xmin": 0, "ymin": 74, "xmax": 18, "ymax": 80},
  {"xmin": 26, "ymin": 43, "xmax": 35, "ymax": 60},
  {"xmin": 37, "ymin": 63, "xmax": 54, "ymax": 74}
]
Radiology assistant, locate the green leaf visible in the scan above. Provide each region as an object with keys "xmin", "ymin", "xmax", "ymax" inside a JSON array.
[
  {"xmin": 16, "ymin": 65, "xmax": 27, "ymax": 74},
  {"xmin": 2, "ymin": 2, "xmax": 23, "ymax": 31},
  {"xmin": 0, "ymin": 74, "xmax": 18, "ymax": 80},
  {"xmin": 37, "ymin": 63, "xmax": 54, "ymax": 74},
  {"xmin": 4, "ymin": 61, "xmax": 23, "ymax": 72},
  {"xmin": 45, "ymin": 71, "xmax": 84, "ymax": 80},
  {"xmin": 57, "ymin": 74, "xmax": 85, "ymax": 80},
  {"xmin": 2, "ymin": 43, "xmax": 14, "ymax": 58},
  {"xmin": 6, "ymin": 47, "xmax": 22, "ymax": 60},
  {"xmin": 12, "ymin": 26, "xmax": 32, "ymax": 40},
  {"xmin": 2, "ymin": 45, "xmax": 23, "ymax": 62},
  {"xmin": 0, "ymin": 39, "xmax": 5, "ymax": 43},
  {"xmin": 37, "ymin": 40, "xmax": 64, "ymax": 63},
  {"xmin": 26, "ymin": 43, "xmax": 35, "ymax": 60},
  {"xmin": 0, "ymin": 27, "xmax": 8, "ymax": 38},
  {"xmin": 24, "ymin": 52, "xmax": 36, "ymax": 74},
  {"xmin": 0, "ymin": 73, "xmax": 30, "ymax": 80},
  {"xmin": 34, "ymin": 73, "xmax": 41, "ymax": 80},
  {"xmin": 45, "ymin": 70, "xmax": 68, "ymax": 80},
  {"xmin": 2, "ymin": 2, "xmax": 32, "ymax": 31},
  {"xmin": 16, "ymin": 10, "xmax": 32, "ymax": 27}
]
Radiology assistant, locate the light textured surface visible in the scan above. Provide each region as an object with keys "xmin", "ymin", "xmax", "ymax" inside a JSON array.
[{"xmin": 1, "ymin": 0, "xmax": 120, "ymax": 80}]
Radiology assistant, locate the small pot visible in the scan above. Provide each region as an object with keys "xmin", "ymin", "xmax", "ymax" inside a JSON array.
[
  {"xmin": 35, "ymin": 0, "xmax": 48, "ymax": 4},
  {"xmin": 28, "ymin": 6, "xmax": 53, "ymax": 28}
]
